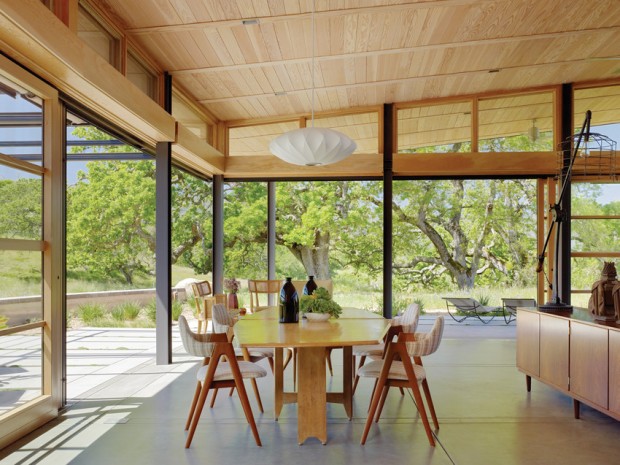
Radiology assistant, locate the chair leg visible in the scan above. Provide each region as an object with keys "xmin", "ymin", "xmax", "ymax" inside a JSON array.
[
  {"xmin": 361, "ymin": 376, "xmax": 387, "ymax": 444},
  {"xmin": 185, "ymin": 381, "xmax": 202, "ymax": 431},
  {"xmin": 186, "ymin": 383, "xmax": 210, "ymax": 448},
  {"xmin": 326, "ymin": 348, "xmax": 333, "ymax": 376},
  {"xmin": 293, "ymin": 349, "xmax": 297, "ymax": 390},
  {"xmin": 235, "ymin": 378, "xmax": 262, "ymax": 447},
  {"xmin": 374, "ymin": 385, "xmax": 390, "ymax": 422},
  {"xmin": 410, "ymin": 381, "xmax": 435, "ymax": 446},
  {"xmin": 399, "ymin": 387, "xmax": 405, "ymax": 395},
  {"xmin": 197, "ymin": 320, "xmax": 203, "ymax": 334},
  {"xmin": 229, "ymin": 387, "xmax": 235, "ymax": 397},
  {"xmin": 352, "ymin": 355, "xmax": 366, "ymax": 395},
  {"xmin": 210, "ymin": 388, "xmax": 219, "ymax": 408},
  {"xmin": 250, "ymin": 378, "xmax": 264, "ymax": 413},
  {"xmin": 268, "ymin": 356, "xmax": 274, "ymax": 374},
  {"xmin": 283, "ymin": 348, "xmax": 293, "ymax": 370},
  {"xmin": 421, "ymin": 379, "xmax": 439, "ymax": 430}
]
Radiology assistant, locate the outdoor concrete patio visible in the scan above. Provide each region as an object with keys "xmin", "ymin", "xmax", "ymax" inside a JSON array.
[{"xmin": 1, "ymin": 315, "xmax": 619, "ymax": 464}]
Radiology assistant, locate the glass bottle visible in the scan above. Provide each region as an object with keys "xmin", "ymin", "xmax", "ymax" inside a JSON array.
[
  {"xmin": 303, "ymin": 275, "xmax": 318, "ymax": 296},
  {"xmin": 279, "ymin": 277, "xmax": 299, "ymax": 323}
]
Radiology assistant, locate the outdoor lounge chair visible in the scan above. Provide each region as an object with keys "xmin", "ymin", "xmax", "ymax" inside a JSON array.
[
  {"xmin": 442, "ymin": 297, "xmax": 500, "ymax": 324},
  {"xmin": 501, "ymin": 298, "xmax": 536, "ymax": 324}
]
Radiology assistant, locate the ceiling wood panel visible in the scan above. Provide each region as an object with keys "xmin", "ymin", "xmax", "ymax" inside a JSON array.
[{"xmin": 97, "ymin": 0, "xmax": 620, "ymax": 127}]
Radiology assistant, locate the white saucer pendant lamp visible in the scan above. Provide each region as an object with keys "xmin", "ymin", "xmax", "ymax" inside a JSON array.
[{"xmin": 269, "ymin": 127, "xmax": 357, "ymax": 166}]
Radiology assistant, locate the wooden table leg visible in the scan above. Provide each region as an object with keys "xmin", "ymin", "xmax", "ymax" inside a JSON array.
[
  {"xmin": 342, "ymin": 346, "xmax": 353, "ymax": 420},
  {"xmin": 297, "ymin": 346, "xmax": 327, "ymax": 445},
  {"xmin": 274, "ymin": 347, "xmax": 284, "ymax": 420}
]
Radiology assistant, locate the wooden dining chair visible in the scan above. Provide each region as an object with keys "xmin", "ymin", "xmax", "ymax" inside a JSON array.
[
  {"xmin": 353, "ymin": 302, "xmax": 420, "ymax": 395},
  {"xmin": 178, "ymin": 315, "xmax": 267, "ymax": 448},
  {"xmin": 358, "ymin": 316, "xmax": 444, "ymax": 447},
  {"xmin": 190, "ymin": 280, "xmax": 216, "ymax": 333},
  {"xmin": 248, "ymin": 279, "xmax": 282, "ymax": 313}
]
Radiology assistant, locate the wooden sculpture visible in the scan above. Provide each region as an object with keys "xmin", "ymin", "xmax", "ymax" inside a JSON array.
[{"xmin": 589, "ymin": 262, "xmax": 618, "ymax": 321}]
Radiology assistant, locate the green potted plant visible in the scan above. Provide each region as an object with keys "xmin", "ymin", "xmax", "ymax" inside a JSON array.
[{"xmin": 300, "ymin": 287, "xmax": 342, "ymax": 321}]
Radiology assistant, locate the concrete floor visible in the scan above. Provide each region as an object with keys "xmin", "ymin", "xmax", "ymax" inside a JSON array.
[{"xmin": 1, "ymin": 315, "xmax": 619, "ymax": 465}]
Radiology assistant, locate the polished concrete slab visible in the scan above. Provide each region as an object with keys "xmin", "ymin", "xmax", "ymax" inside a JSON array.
[{"xmin": 1, "ymin": 315, "xmax": 619, "ymax": 465}]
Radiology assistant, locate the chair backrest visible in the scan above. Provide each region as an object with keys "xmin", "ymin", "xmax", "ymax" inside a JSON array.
[
  {"xmin": 178, "ymin": 315, "xmax": 216, "ymax": 358},
  {"xmin": 444, "ymin": 297, "xmax": 480, "ymax": 310},
  {"xmin": 248, "ymin": 279, "xmax": 282, "ymax": 312},
  {"xmin": 191, "ymin": 281, "xmax": 212, "ymax": 311},
  {"xmin": 398, "ymin": 302, "xmax": 420, "ymax": 333},
  {"xmin": 502, "ymin": 298, "xmax": 536, "ymax": 312},
  {"xmin": 404, "ymin": 316, "xmax": 444, "ymax": 357},
  {"xmin": 291, "ymin": 279, "xmax": 334, "ymax": 296},
  {"xmin": 211, "ymin": 303, "xmax": 234, "ymax": 334}
]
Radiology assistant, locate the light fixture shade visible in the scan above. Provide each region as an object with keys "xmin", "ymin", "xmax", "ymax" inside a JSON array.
[{"xmin": 269, "ymin": 127, "xmax": 357, "ymax": 166}]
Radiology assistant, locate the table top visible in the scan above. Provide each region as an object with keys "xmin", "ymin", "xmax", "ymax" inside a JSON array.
[{"xmin": 234, "ymin": 307, "xmax": 390, "ymax": 348}]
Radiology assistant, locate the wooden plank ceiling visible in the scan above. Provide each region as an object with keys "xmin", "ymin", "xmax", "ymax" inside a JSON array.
[{"xmin": 99, "ymin": 0, "xmax": 620, "ymax": 154}]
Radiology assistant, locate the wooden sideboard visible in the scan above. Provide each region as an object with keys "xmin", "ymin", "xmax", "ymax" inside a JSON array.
[{"xmin": 516, "ymin": 307, "xmax": 620, "ymax": 421}]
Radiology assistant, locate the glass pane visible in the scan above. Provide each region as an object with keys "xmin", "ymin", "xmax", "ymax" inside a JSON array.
[
  {"xmin": 479, "ymin": 92, "xmax": 554, "ymax": 151},
  {"xmin": 0, "ymin": 88, "xmax": 43, "ymax": 164},
  {"xmin": 275, "ymin": 180, "xmax": 383, "ymax": 310},
  {"xmin": 0, "ymin": 165, "xmax": 42, "ymax": 240},
  {"xmin": 574, "ymin": 84, "xmax": 620, "ymax": 136},
  {"xmin": 127, "ymin": 52, "xmax": 157, "ymax": 100},
  {"xmin": 571, "ymin": 257, "xmax": 616, "ymax": 293},
  {"xmin": 313, "ymin": 112, "xmax": 378, "ymax": 154},
  {"xmin": 398, "ymin": 101, "xmax": 472, "ymax": 153},
  {"xmin": 172, "ymin": 91, "xmax": 210, "ymax": 143},
  {"xmin": 393, "ymin": 179, "xmax": 537, "ymax": 312},
  {"xmin": 0, "ymin": 250, "xmax": 42, "ymax": 324},
  {"xmin": 572, "ymin": 183, "xmax": 620, "ymax": 214},
  {"xmin": 77, "ymin": 6, "xmax": 119, "ymax": 69},
  {"xmin": 0, "ymin": 328, "xmax": 43, "ymax": 415},
  {"xmin": 229, "ymin": 122, "xmax": 299, "ymax": 156}
]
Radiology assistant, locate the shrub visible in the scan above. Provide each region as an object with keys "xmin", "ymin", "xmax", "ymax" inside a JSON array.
[
  {"xmin": 413, "ymin": 297, "xmax": 426, "ymax": 314},
  {"xmin": 117, "ymin": 302, "xmax": 141, "ymax": 321},
  {"xmin": 146, "ymin": 299, "xmax": 157, "ymax": 322},
  {"xmin": 172, "ymin": 300, "xmax": 183, "ymax": 321},
  {"xmin": 111, "ymin": 307, "xmax": 126, "ymax": 322},
  {"xmin": 78, "ymin": 303, "xmax": 105, "ymax": 324},
  {"xmin": 0, "ymin": 315, "xmax": 8, "ymax": 330},
  {"xmin": 145, "ymin": 299, "xmax": 183, "ymax": 321}
]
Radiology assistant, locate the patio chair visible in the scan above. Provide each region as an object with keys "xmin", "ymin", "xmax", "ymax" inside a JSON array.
[
  {"xmin": 178, "ymin": 315, "xmax": 267, "ymax": 448},
  {"xmin": 442, "ymin": 297, "xmax": 500, "ymax": 324},
  {"xmin": 352, "ymin": 302, "xmax": 420, "ymax": 395},
  {"xmin": 359, "ymin": 316, "xmax": 445, "ymax": 447},
  {"xmin": 501, "ymin": 298, "xmax": 536, "ymax": 324}
]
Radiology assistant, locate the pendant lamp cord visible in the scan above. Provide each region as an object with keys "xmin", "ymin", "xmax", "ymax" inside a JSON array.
[{"xmin": 311, "ymin": 0, "xmax": 315, "ymax": 127}]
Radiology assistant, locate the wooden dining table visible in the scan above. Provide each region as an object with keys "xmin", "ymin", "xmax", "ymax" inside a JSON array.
[{"xmin": 234, "ymin": 307, "xmax": 390, "ymax": 445}]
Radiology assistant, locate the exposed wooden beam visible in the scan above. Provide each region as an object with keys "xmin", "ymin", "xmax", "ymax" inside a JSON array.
[
  {"xmin": 196, "ymin": 58, "xmax": 602, "ymax": 104},
  {"xmin": 170, "ymin": 26, "xmax": 620, "ymax": 77},
  {"xmin": 0, "ymin": 152, "xmax": 45, "ymax": 175},
  {"xmin": 125, "ymin": 0, "xmax": 499, "ymax": 35}
]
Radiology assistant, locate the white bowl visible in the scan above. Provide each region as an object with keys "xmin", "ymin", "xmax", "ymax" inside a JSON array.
[{"xmin": 304, "ymin": 313, "xmax": 330, "ymax": 322}]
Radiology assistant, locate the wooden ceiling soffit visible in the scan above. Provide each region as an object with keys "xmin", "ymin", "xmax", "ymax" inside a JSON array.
[
  {"xmin": 394, "ymin": 152, "xmax": 557, "ymax": 177},
  {"xmin": 224, "ymin": 153, "xmax": 382, "ymax": 179},
  {"xmin": 0, "ymin": 0, "xmax": 175, "ymax": 145},
  {"xmin": 173, "ymin": 123, "xmax": 225, "ymax": 175}
]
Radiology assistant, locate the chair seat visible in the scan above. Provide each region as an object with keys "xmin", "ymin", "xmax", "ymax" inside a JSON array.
[
  {"xmin": 197, "ymin": 361, "xmax": 267, "ymax": 383},
  {"xmin": 357, "ymin": 359, "xmax": 426, "ymax": 382},
  {"xmin": 234, "ymin": 347, "xmax": 274, "ymax": 362},
  {"xmin": 353, "ymin": 344, "xmax": 384, "ymax": 357}
]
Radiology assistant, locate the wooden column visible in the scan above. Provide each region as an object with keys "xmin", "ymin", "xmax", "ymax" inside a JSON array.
[{"xmin": 267, "ymin": 181, "xmax": 276, "ymax": 304}]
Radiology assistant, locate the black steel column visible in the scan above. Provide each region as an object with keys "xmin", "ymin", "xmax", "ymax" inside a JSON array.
[
  {"xmin": 267, "ymin": 182, "xmax": 276, "ymax": 305},
  {"xmin": 268, "ymin": 182, "xmax": 276, "ymax": 278},
  {"xmin": 155, "ymin": 140, "xmax": 172, "ymax": 364},
  {"xmin": 212, "ymin": 175, "xmax": 224, "ymax": 294},
  {"xmin": 155, "ymin": 72, "xmax": 173, "ymax": 364},
  {"xmin": 559, "ymin": 84, "xmax": 573, "ymax": 305},
  {"xmin": 383, "ymin": 104, "xmax": 394, "ymax": 319}
]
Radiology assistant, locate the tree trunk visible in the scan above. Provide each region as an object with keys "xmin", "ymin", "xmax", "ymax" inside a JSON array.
[{"xmin": 289, "ymin": 231, "xmax": 331, "ymax": 279}]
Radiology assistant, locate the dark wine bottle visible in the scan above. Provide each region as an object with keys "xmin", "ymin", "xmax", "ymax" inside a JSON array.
[
  {"xmin": 303, "ymin": 275, "xmax": 318, "ymax": 296},
  {"xmin": 279, "ymin": 277, "xmax": 299, "ymax": 323}
]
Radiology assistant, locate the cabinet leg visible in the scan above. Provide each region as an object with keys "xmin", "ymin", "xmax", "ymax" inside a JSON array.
[
  {"xmin": 573, "ymin": 399, "xmax": 580, "ymax": 419},
  {"xmin": 526, "ymin": 375, "xmax": 531, "ymax": 392}
]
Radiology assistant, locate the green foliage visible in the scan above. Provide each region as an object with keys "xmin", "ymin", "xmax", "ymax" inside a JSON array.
[
  {"xmin": 78, "ymin": 303, "xmax": 105, "ymax": 324},
  {"xmin": 172, "ymin": 300, "xmax": 184, "ymax": 321},
  {"xmin": 0, "ymin": 179, "xmax": 41, "ymax": 239},
  {"xmin": 146, "ymin": 299, "xmax": 157, "ymax": 323},
  {"xmin": 0, "ymin": 315, "xmax": 8, "ymax": 329},
  {"xmin": 413, "ymin": 297, "xmax": 426, "ymax": 314},
  {"xmin": 299, "ymin": 287, "xmax": 342, "ymax": 318}
]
